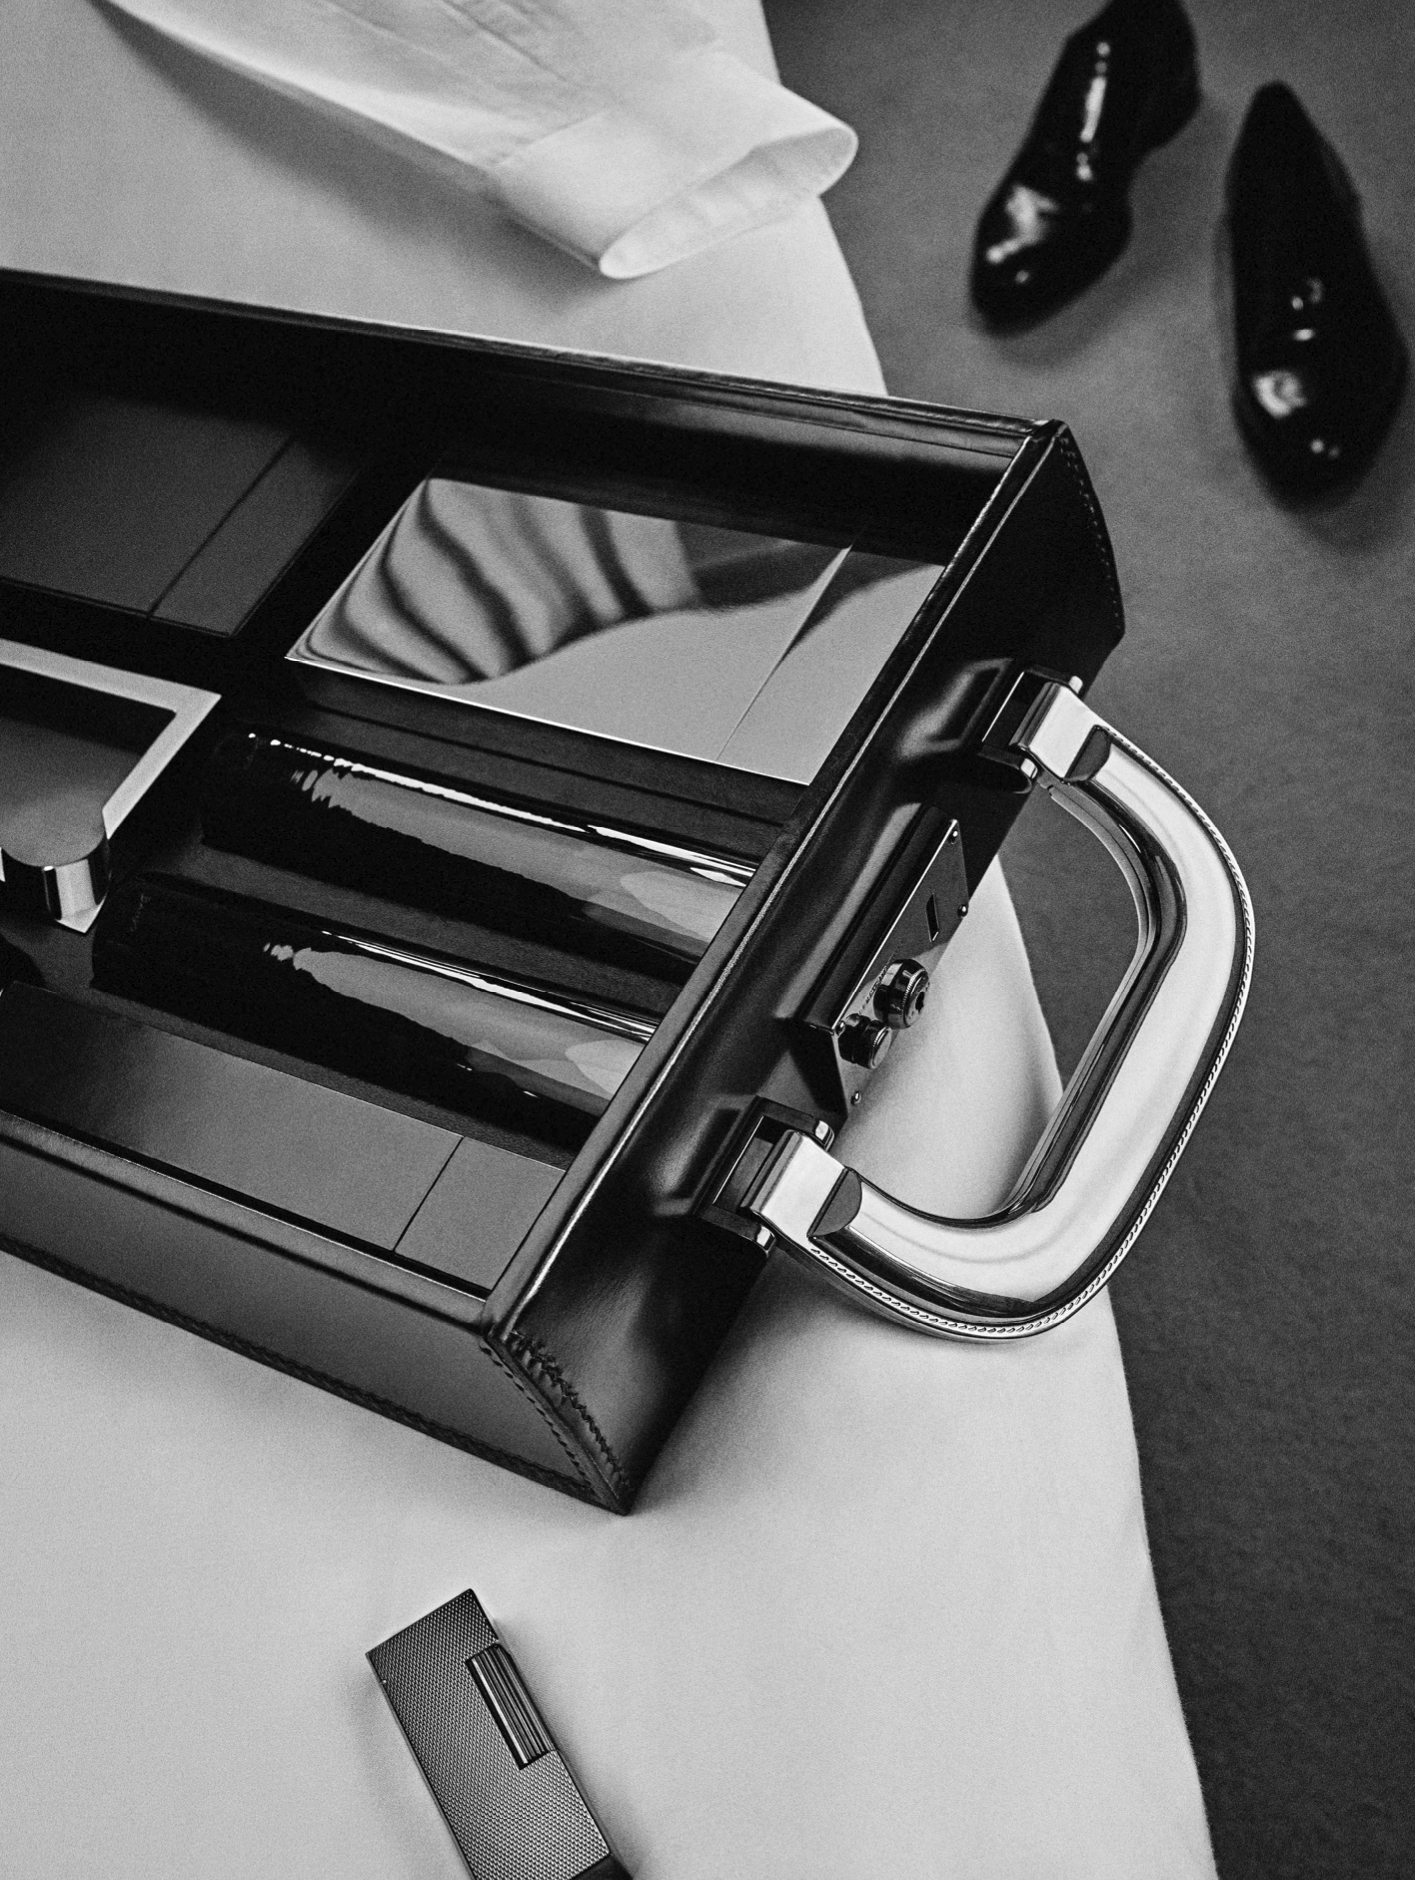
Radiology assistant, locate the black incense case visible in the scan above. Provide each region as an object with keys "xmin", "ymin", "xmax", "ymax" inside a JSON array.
[{"xmin": 0, "ymin": 272, "xmax": 1251, "ymax": 1510}]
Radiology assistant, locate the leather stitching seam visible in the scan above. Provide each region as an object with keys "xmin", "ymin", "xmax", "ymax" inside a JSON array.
[
  {"xmin": 481, "ymin": 1331, "xmax": 601, "ymax": 1500},
  {"xmin": 1053, "ymin": 429, "xmax": 1125, "ymax": 643},
  {"xmin": 501, "ymin": 1327, "xmax": 633, "ymax": 1504},
  {"xmin": 0, "ymin": 1237, "xmax": 598, "ymax": 1502}
]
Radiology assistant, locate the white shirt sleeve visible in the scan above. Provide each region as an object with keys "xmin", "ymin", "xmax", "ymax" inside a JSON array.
[{"xmin": 95, "ymin": 0, "xmax": 858, "ymax": 276}]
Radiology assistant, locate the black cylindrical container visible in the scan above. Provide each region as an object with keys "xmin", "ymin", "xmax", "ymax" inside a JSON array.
[
  {"xmin": 201, "ymin": 732, "xmax": 750, "ymax": 982},
  {"xmin": 92, "ymin": 876, "xmax": 653, "ymax": 1150}
]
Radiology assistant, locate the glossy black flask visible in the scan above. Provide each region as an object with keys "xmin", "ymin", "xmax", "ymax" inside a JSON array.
[
  {"xmin": 92, "ymin": 876, "xmax": 653, "ymax": 1149},
  {"xmin": 201, "ymin": 731, "xmax": 750, "ymax": 981}
]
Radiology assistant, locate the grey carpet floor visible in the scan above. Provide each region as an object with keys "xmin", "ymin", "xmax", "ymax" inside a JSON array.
[{"xmin": 765, "ymin": 2, "xmax": 1414, "ymax": 1874}]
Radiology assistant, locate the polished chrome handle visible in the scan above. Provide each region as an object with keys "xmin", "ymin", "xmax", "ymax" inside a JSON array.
[{"xmin": 743, "ymin": 678, "xmax": 1255, "ymax": 1339}]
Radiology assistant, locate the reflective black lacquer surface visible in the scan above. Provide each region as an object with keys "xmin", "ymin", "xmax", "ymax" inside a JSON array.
[
  {"xmin": 93, "ymin": 876, "xmax": 651, "ymax": 1150},
  {"xmin": 288, "ymin": 480, "xmax": 943, "ymax": 785},
  {"xmin": 202, "ymin": 731, "xmax": 750, "ymax": 982},
  {"xmin": 0, "ymin": 982, "xmax": 463, "ymax": 1255},
  {"xmin": 970, "ymin": 0, "xmax": 1200, "ymax": 330},
  {"xmin": 1227, "ymin": 82, "xmax": 1408, "ymax": 497}
]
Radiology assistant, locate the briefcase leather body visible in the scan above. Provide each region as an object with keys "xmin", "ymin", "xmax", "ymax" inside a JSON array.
[{"xmin": 0, "ymin": 270, "xmax": 1249, "ymax": 1510}]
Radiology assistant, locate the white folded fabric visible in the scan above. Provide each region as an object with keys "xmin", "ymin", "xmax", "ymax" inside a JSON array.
[{"xmin": 97, "ymin": 0, "xmax": 858, "ymax": 276}]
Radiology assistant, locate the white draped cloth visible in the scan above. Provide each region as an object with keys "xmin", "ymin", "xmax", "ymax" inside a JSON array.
[
  {"xmin": 94, "ymin": 0, "xmax": 856, "ymax": 277},
  {"xmin": 0, "ymin": 1, "xmax": 1218, "ymax": 1874}
]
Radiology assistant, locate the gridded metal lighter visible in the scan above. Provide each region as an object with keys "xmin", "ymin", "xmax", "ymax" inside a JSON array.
[{"xmin": 368, "ymin": 1590, "xmax": 628, "ymax": 1880}]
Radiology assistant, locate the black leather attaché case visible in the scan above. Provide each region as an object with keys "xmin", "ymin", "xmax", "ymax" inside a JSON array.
[{"xmin": 0, "ymin": 269, "xmax": 1126, "ymax": 1509}]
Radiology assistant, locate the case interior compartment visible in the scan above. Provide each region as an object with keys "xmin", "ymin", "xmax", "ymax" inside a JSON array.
[
  {"xmin": 0, "ymin": 664, "xmax": 791, "ymax": 1292},
  {"xmin": 0, "ymin": 282, "xmax": 429, "ymax": 690}
]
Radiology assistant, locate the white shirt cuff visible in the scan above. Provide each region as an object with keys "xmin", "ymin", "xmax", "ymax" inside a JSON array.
[{"xmin": 488, "ymin": 45, "xmax": 857, "ymax": 278}]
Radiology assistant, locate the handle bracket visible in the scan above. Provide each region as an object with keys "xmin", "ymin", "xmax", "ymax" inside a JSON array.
[{"xmin": 728, "ymin": 675, "xmax": 1255, "ymax": 1340}]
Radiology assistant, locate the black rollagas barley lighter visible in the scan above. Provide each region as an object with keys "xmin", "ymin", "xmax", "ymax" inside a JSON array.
[{"xmin": 369, "ymin": 1591, "xmax": 627, "ymax": 1880}]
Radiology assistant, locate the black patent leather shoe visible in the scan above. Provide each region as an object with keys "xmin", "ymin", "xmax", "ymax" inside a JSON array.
[
  {"xmin": 970, "ymin": 0, "xmax": 1201, "ymax": 331},
  {"xmin": 1226, "ymin": 83, "xmax": 1408, "ymax": 498}
]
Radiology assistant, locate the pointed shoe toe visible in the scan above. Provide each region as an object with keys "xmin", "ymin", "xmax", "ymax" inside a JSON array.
[
  {"xmin": 1231, "ymin": 348, "xmax": 1409, "ymax": 499},
  {"xmin": 1227, "ymin": 83, "xmax": 1408, "ymax": 499},
  {"xmin": 969, "ymin": 0, "xmax": 1200, "ymax": 331},
  {"xmin": 971, "ymin": 189, "xmax": 1132, "ymax": 331}
]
